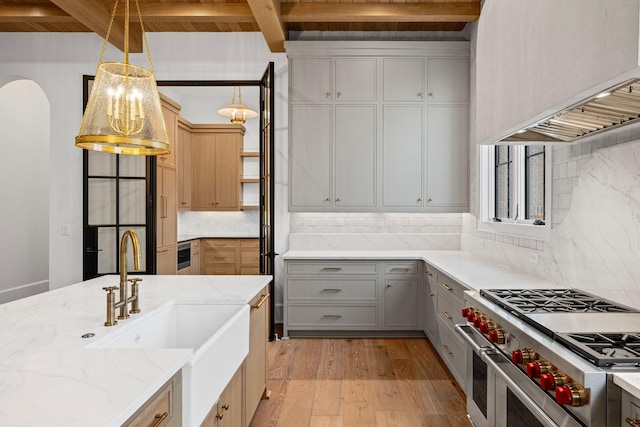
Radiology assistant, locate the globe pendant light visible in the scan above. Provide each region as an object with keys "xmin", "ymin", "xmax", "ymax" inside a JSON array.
[
  {"xmin": 218, "ymin": 87, "xmax": 258, "ymax": 124},
  {"xmin": 75, "ymin": 0, "xmax": 170, "ymax": 156}
]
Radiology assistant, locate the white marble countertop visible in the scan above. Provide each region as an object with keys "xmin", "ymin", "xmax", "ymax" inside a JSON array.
[
  {"xmin": 0, "ymin": 274, "xmax": 271, "ymax": 427},
  {"xmin": 283, "ymin": 249, "xmax": 640, "ymax": 399}
]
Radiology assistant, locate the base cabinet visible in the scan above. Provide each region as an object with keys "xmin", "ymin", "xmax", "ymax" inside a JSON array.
[
  {"xmin": 201, "ymin": 366, "xmax": 243, "ymax": 427},
  {"xmin": 124, "ymin": 371, "xmax": 182, "ymax": 427},
  {"xmin": 202, "ymin": 238, "xmax": 259, "ymax": 275},
  {"xmin": 244, "ymin": 287, "xmax": 269, "ymax": 424},
  {"xmin": 284, "ymin": 259, "xmax": 424, "ymax": 336}
]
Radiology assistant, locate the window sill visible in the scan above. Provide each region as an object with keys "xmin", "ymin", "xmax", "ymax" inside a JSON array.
[{"xmin": 478, "ymin": 219, "xmax": 550, "ymax": 242}]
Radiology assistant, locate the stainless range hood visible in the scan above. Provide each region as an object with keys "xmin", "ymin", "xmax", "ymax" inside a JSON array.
[{"xmin": 500, "ymin": 78, "xmax": 640, "ymax": 143}]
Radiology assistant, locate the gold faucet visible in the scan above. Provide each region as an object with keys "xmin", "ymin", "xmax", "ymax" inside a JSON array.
[{"xmin": 102, "ymin": 229, "xmax": 143, "ymax": 326}]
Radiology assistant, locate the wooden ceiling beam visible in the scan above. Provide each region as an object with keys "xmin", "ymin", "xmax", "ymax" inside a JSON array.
[
  {"xmin": 122, "ymin": 4, "xmax": 256, "ymax": 24},
  {"xmin": 0, "ymin": 5, "xmax": 79, "ymax": 23},
  {"xmin": 49, "ymin": 0, "xmax": 142, "ymax": 53},
  {"xmin": 246, "ymin": 0, "xmax": 286, "ymax": 53},
  {"xmin": 281, "ymin": 2, "xmax": 481, "ymax": 23}
]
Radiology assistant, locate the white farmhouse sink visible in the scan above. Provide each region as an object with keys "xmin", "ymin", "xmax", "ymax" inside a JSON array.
[{"xmin": 88, "ymin": 302, "xmax": 250, "ymax": 426}]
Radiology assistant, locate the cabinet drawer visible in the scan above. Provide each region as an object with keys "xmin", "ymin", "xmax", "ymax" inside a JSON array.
[
  {"xmin": 287, "ymin": 304, "xmax": 378, "ymax": 328},
  {"xmin": 436, "ymin": 288, "xmax": 466, "ymax": 328},
  {"xmin": 287, "ymin": 278, "xmax": 378, "ymax": 301},
  {"xmin": 436, "ymin": 271, "xmax": 466, "ymax": 303},
  {"xmin": 241, "ymin": 249, "xmax": 260, "ymax": 266},
  {"xmin": 204, "ymin": 239, "xmax": 237, "ymax": 249},
  {"xmin": 240, "ymin": 266, "xmax": 260, "ymax": 275},
  {"xmin": 240, "ymin": 239, "xmax": 259, "ymax": 249},
  {"xmin": 437, "ymin": 321, "xmax": 466, "ymax": 387},
  {"xmin": 124, "ymin": 372, "xmax": 179, "ymax": 427},
  {"xmin": 205, "ymin": 264, "xmax": 236, "ymax": 275},
  {"xmin": 287, "ymin": 262, "xmax": 378, "ymax": 275},
  {"xmin": 207, "ymin": 248, "xmax": 237, "ymax": 262},
  {"xmin": 384, "ymin": 262, "xmax": 418, "ymax": 275}
]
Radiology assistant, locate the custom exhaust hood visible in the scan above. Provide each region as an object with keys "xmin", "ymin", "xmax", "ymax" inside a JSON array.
[{"xmin": 500, "ymin": 78, "xmax": 640, "ymax": 143}]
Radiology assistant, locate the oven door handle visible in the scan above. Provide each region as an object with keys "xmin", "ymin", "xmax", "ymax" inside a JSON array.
[
  {"xmin": 455, "ymin": 324, "xmax": 493, "ymax": 354},
  {"xmin": 483, "ymin": 352, "xmax": 559, "ymax": 427}
]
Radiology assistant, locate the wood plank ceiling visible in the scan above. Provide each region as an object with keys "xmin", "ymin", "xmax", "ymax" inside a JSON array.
[{"xmin": 0, "ymin": 0, "xmax": 481, "ymax": 52}]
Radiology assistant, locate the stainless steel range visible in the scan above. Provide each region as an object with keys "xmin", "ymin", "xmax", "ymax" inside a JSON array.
[{"xmin": 456, "ymin": 288, "xmax": 640, "ymax": 427}]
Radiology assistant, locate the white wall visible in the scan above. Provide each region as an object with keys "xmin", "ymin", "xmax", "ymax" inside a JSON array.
[
  {"xmin": 0, "ymin": 80, "xmax": 50, "ymax": 301},
  {"xmin": 463, "ymin": 0, "xmax": 640, "ymax": 308},
  {"xmin": 0, "ymin": 32, "xmax": 288, "ymax": 291},
  {"xmin": 475, "ymin": 0, "xmax": 640, "ymax": 144}
]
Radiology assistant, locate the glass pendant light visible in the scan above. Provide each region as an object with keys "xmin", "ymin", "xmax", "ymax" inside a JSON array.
[
  {"xmin": 76, "ymin": 0, "xmax": 170, "ymax": 155},
  {"xmin": 218, "ymin": 87, "xmax": 258, "ymax": 124}
]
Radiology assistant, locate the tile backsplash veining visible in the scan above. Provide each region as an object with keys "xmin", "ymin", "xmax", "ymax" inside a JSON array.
[{"xmin": 179, "ymin": 211, "xmax": 260, "ymax": 237}]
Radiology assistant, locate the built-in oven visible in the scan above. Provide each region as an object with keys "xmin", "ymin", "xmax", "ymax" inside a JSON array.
[
  {"xmin": 177, "ymin": 242, "xmax": 191, "ymax": 271},
  {"xmin": 456, "ymin": 324, "xmax": 492, "ymax": 427}
]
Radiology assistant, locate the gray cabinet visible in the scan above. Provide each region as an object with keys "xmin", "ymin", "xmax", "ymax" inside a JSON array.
[
  {"xmin": 287, "ymin": 41, "xmax": 470, "ymax": 213},
  {"xmin": 283, "ymin": 259, "xmax": 424, "ymax": 336}
]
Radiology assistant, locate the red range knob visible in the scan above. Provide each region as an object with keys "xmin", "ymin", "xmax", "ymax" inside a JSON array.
[
  {"xmin": 480, "ymin": 321, "xmax": 497, "ymax": 334},
  {"xmin": 461, "ymin": 307, "xmax": 472, "ymax": 317},
  {"xmin": 473, "ymin": 316, "xmax": 488, "ymax": 328},
  {"xmin": 555, "ymin": 383, "xmax": 587, "ymax": 407},
  {"xmin": 466, "ymin": 310, "xmax": 479, "ymax": 322},
  {"xmin": 526, "ymin": 361, "xmax": 551, "ymax": 378},
  {"xmin": 540, "ymin": 372, "xmax": 568, "ymax": 391},
  {"xmin": 488, "ymin": 329, "xmax": 506, "ymax": 344},
  {"xmin": 512, "ymin": 348, "xmax": 536, "ymax": 365}
]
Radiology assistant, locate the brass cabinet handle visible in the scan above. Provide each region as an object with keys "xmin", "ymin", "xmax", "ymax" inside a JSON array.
[
  {"xmin": 322, "ymin": 314, "xmax": 342, "ymax": 319},
  {"xmin": 251, "ymin": 293, "xmax": 270, "ymax": 309},
  {"xmin": 151, "ymin": 412, "xmax": 168, "ymax": 427},
  {"xmin": 626, "ymin": 418, "xmax": 640, "ymax": 426},
  {"xmin": 336, "ymin": 91, "xmax": 342, "ymax": 98},
  {"xmin": 390, "ymin": 267, "xmax": 410, "ymax": 272},
  {"xmin": 442, "ymin": 344, "xmax": 453, "ymax": 355},
  {"xmin": 417, "ymin": 92, "xmax": 423, "ymax": 98},
  {"xmin": 163, "ymin": 195, "xmax": 167, "ymax": 218},
  {"xmin": 428, "ymin": 92, "xmax": 434, "ymax": 97},
  {"xmin": 325, "ymin": 92, "xmax": 331, "ymax": 98},
  {"xmin": 157, "ymin": 248, "xmax": 169, "ymax": 253},
  {"xmin": 336, "ymin": 197, "xmax": 342, "ymax": 202},
  {"xmin": 443, "ymin": 311, "xmax": 452, "ymax": 319},
  {"xmin": 324, "ymin": 197, "xmax": 331, "ymax": 202},
  {"xmin": 216, "ymin": 412, "xmax": 224, "ymax": 420},
  {"xmin": 222, "ymin": 403, "xmax": 230, "ymax": 411},
  {"xmin": 441, "ymin": 283, "xmax": 452, "ymax": 291},
  {"xmin": 426, "ymin": 271, "xmax": 433, "ymax": 277},
  {"xmin": 428, "ymin": 198, "xmax": 433, "ymax": 202},
  {"xmin": 322, "ymin": 267, "xmax": 342, "ymax": 271},
  {"xmin": 321, "ymin": 288, "xmax": 342, "ymax": 293}
]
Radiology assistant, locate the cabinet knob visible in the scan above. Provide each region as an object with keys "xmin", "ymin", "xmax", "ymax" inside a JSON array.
[
  {"xmin": 417, "ymin": 198, "xmax": 422, "ymax": 203},
  {"xmin": 324, "ymin": 197, "xmax": 330, "ymax": 202},
  {"xmin": 418, "ymin": 92, "xmax": 423, "ymax": 98},
  {"xmin": 428, "ymin": 198, "xmax": 433, "ymax": 202},
  {"xmin": 428, "ymin": 92, "xmax": 434, "ymax": 97},
  {"xmin": 325, "ymin": 92, "xmax": 331, "ymax": 98},
  {"xmin": 386, "ymin": 283, "xmax": 392, "ymax": 288},
  {"xmin": 336, "ymin": 198, "xmax": 341, "ymax": 202},
  {"xmin": 336, "ymin": 92, "xmax": 342, "ymax": 98}
]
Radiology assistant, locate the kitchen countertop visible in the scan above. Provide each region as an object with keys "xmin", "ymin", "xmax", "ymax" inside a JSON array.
[
  {"xmin": 0, "ymin": 274, "xmax": 271, "ymax": 427},
  {"xmin": 178, "ymin": 233, "xmax": 259, "ymax": 242},
  {"xmin": 283, "ymin": 249, "xmax": 640, "ymax": 399}
]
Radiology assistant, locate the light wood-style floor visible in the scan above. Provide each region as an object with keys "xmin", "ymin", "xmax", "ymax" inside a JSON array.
[{"xmin": 250, "ymin": 337, "xmax": 472, "ymax": 427}]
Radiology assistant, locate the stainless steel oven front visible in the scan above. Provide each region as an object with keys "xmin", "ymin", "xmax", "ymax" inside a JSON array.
[{"xmin": 456, "ymin": 324, "xmax": 493, "ymax": 427}]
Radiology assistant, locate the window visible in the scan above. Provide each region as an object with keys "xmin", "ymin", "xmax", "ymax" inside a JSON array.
[{"xmin": 479, "ymin": 144, "xmax": 551, "ymax": 240}]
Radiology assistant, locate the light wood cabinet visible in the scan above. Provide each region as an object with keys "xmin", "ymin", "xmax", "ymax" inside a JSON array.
[
  {"xmin": 157, "ymin": 244, "xmax": 177, "ymax": 275},
  {"xmin": 202, "ymin": 238, "xmax": 259, "ymax": 275},
  {"xmin": 244, "ymin": 286, "xmax": 269, "ymax": 424},
  {"xmin": 287, "ymin": 41, "xmax": 470, "ymax": 213},
  {"xmin": 191, "ymin": 239, "xmax": 200, "ymax": 275},
  {"xmin": 159, "ymin": 94, "xmax": 180, "ymax": 168},
  {"xmin": 157, "ymin": 166, "xmax": 177, "ymax": 247},
  {"xmin": 124, "ymin": 371, "xmax": 181, "ymax": 427},
  {"xmin": 200, "ymin": 366, "xmax": 243, "ymax": 427},
  {"xmin": 191, "ymin": 125, "xmax": 244, "ymax": 211},
  {"xmin": 177, "ymin": 118, "xmax": 193, "ymax": 211}
]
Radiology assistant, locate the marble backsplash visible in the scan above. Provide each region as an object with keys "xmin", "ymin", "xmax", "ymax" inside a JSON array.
[
  {"xmin": 178, "ymin": 211, "xmax": 260, "ymax": 237},
  {"xmin": 289, "ymin": 233, "xmax": 460, "ymax": 251}
]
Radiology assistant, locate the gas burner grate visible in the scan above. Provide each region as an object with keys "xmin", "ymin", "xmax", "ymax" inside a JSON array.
[
  {"xmin": 480, "ymin": 289, "xmax": 638, "ymax": 314},
  {"xmin": 555, "ymin": 333, "xmax": 640, "ymax": 367}
]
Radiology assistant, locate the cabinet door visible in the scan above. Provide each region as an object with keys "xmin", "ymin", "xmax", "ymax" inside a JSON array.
[
  {"xmin": 427, "ymin": 58, "xmax": 469, "ymax": 102},
  {"xmin": 157, "ymin": 165, "xmax": 177, "ymax": 247},
  {"xmin": 384, "ymin": 278, "xmax": 419, "ymax": 328},
  {"xmin": 192, "ymin": 134, "xmax": 216, "ymax": 209},
  {"xmin": 160, "ymin": 103, "xmax": 178, "ymax": 167},
  {"xmin": 382, "ymin": 105, "xmax": 424, "ymax": 207},
  {"xmin": 177, "ymin": 124, "xmax": 192, "ymax": 211},
  {"xmin": 424, "ymin": 265, "xmax": 439, "ymax": 344},
  {"xmin": 217, "ymin": 367, "xmax": 243, "ymax": 427},
  {"xmin": 427, "ymin": 105, "xmax": 468, "ymax": 208},
  {"xmin": 335, "ymin": 58, "xmax": 376, "ymax": 102},
  {"xmin": 335, "ymin": 105, "xmax": 376, "ymax": 208},
  {"xmin": 245, "ymin": 287, "xmax": 269, "ymax": 424},
  {"xmin": 290, "ymin": 58, "xmax": 332, "ymax": 102},
  {"xmin": 290, "ymin": 105, "xmax": 332, "ymax": 208},
  {"xmin": 156, "ymin": 244, "xmax": 177, "ymax": 275},
  {"xmin": 213, "ymin": 134, "xmax": 240, "ymax": 210},
  {"xmin": 383, "ymin": 58, "xmax": 425, "ymax": 102},
  {"xmin": 191, "ymin": 240, "xmax": 200, "ymax": 275}
]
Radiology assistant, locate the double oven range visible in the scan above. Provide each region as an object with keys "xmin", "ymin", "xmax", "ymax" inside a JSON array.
[{"xmin": 456, "ymin": 288, "xmax": 640, "ymax": 427}]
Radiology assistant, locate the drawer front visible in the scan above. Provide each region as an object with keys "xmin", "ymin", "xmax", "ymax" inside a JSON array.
[
  {"xmin": 287, "ymin": 278, "xmax": 378, "ymax": 301},
  {"xmin": 436, "ymin": 288, "xmax": 465, "ymax": 328},
  {"xmin": 384, "ymin": 261, "xmax": 418, "ymax": 275},
  {"xmin": 287, "ymin": 304, "xmax": 378, "ymax": 328},
  {"xmin": 286, "ymin": 261, "xmax": 378, "ymax": 275},
  {"xmin": 205, "ymin": 264, "xmax": 237, "ymax": 275},
  {"xmin": 204, "ymin": 239, "xmax": 237, "ymax": 249},
  {"xmin": 436, "ymin": 271, "xmax": 466, "ymax": 302},
  {"xmin": 240, "ymin": 266, "xmax": 260, "ymax": 275},
  {"xmin": 124, "ymin": 373, "xmax": 179, "ymax": 427},
  {"xmin": 437, "ymin": 321, "xmax": 466, "ymax": 388},
  {"xmin": 206, "ymin": 248, "xmax": 237, "ymax": 262},
  {"xmin": 241, "ymin": 249, "xmax": 260, "ymax": 266},
  {"xmin": 240, "ymin": 238, "xmax": 259, "ymax": 249}
]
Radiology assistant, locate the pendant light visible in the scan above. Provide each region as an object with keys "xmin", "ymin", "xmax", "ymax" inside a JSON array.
[
  {"xmin": 75, "ymin": 0, "xmax": 170, "ymax": 156},
  {"xmin": 218, "ymin": 87, "xmax": 258, "ymax": 124}
]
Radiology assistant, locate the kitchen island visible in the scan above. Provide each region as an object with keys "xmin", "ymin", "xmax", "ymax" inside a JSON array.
[{"xmin": 0, "ymin": 274, "xmax": 271, "ymax": 427}]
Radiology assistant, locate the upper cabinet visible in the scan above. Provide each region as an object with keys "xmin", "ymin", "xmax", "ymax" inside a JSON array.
[
  {"xmin": 287, "ymin": 41, "xmax": 470, "ymax": 213},
  {"xmin": 159, "ymin": 94, "xmax": 180, "ymax": 168},
  {"xmin": 177, "ymin": 117, "xmax": 192, "ymax": 211}
]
